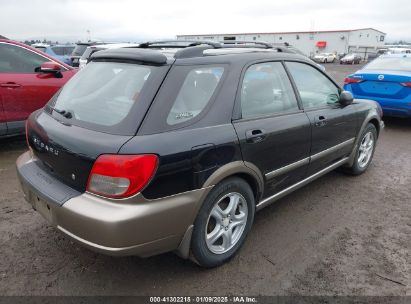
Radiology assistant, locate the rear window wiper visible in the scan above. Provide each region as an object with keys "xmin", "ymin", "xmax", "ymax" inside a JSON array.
[{"xmin": 49, "ymin": 106, "xmax": 73, "ymax": 119}]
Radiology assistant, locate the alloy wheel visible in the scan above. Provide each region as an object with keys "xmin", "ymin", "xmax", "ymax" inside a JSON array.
[
  {"xmin": 205, "ymin": 192, "xmax": 248, "ymax": 254},
  {"xmin": 358, "ymin": 131, "xmax": 374, "ymax": 168}
]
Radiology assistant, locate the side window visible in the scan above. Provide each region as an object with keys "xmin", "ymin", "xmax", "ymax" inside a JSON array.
[
  {"xmin": 241, "ymin": 62, "xmax": 299, "ymax": 119},
  {"xmin": 0, "ymin": 43, "xmax": 49, "ymax": 73},
  {"xmin": 167, "ymin": 67, "xmax": 224, "ymax": 125},
  {"xmin": 286, "ymin": 62, "xmax": 340, "ymax": 109}
]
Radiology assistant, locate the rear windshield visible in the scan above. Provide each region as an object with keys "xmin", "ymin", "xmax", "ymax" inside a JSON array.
[
  {"xmin": 80, "ymin": 47, "xmax": 94, "ymax": 60},
  {"xmin": 71, "ymin": 44, "xmax": 88, "ymax": 56},
  {"xmin": 52, "ymin": 46, "xmax": 74, "ymax": 56},
  {"xmin": 364, "ymin": 57, "xmax": 411, "ymax": 71},
  {"xmin": 48, "ymin": 61, "xmax": 165, "ymax": 134},
  {"xmin": 34, "ymin": 46, "xmax": 47, "ymax": 52}
]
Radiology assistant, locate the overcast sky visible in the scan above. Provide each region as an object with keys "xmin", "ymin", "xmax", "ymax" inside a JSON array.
[{"xmin": 1, "ymin": 0, "xmax": 410, "ymax": 42}]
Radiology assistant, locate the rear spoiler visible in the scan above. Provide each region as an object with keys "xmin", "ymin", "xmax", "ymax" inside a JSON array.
[{"xmin": 90, "ymin": 48, "xmax": 168, "ymax": 65}]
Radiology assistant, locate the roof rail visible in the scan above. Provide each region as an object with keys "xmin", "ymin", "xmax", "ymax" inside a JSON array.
[
  {"xmin": 139, "ymin": 40, "xmax": 222, "ymax": 49},
  {"xmin": 220, "ymin": 41, "xmax": 273, "ymax": 49}
]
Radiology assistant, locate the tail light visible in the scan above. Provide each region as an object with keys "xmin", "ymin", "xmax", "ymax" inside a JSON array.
[
  {"xmin": 344, "ymin": 77, "xmax": 364, "ymax": 84},
  {"xmin": 87, "ymin": 154, "xmax": 158, "ymax": 199},
  {"xmin": 25, "ymin": 120, "xmax": 29, "ymax": 147},
  {"xmin": 400, "ymin": 82, "xmax": 411, "ymax": 87}
]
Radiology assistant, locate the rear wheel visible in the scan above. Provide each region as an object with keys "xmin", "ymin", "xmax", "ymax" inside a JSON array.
[
  {"xmin": 344, "ymin": 123, "xmax": 377, "ymax": 175},
  {"xmin": 190, "ymin": 177, "xmax": 255, "ymax": 268}
]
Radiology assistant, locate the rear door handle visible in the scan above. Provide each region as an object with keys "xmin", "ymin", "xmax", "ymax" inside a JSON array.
[
  {"xmin": 0, "ymin": 82, "xmax": 21, "ymax": 88},
  {"xmin": 245, "ymin": 129, "xmax": 266, "ymax": 143},
  {"xmin": 315, "ymin": 115, "xmax": 327, "ymax": 127}
]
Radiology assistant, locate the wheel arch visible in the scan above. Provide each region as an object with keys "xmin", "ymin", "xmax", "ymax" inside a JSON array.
[
  {"xmin": 202, "ymin": 161, "xmax": 264, "ymax": 204},
  {"xmin": 347, "ymin": 113, "xmax": 381, "ymax": 167},
  {"xmin": 368, "ymin": 118, "xmax": 381, "ymax": 136},
  {"xmin": 176, "ymin": 161, "xmax": 264, "ymax": 260}
]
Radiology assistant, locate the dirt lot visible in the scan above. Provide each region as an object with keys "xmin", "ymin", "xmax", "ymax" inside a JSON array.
[{"xmin": 0, "ymin": 63, "xmax": 410, "ymax": 296}]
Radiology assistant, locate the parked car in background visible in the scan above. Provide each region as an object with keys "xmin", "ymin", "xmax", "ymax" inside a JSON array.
[
  {"xmin": 366, "ymin": 52, "xmax": 378, "ymax": 61},
  {"xmin": 344, "ymin": 54, "xmax": 411, "ymax": 118},
  {"xmin": 313, "ymin": 53, "xmax": 336, "ymax": 63},
  {"xmin": 70, "ymin": 41, "xmax": 105, "ymax": 67},
  {"xmin": 387, "ymin": 47, "xmax": 411, "ymax": 55},
  {"xmin": 79, "ymin": 43, "xmax": 140, "ymax": 69},
  {"xmin": 17, "ymin": 40, "xmax": 382, "ymax": 268},
  {"xmin": 0, "ymin": 39, "xmax": 76, "ymax": 137},
  {"xmin": 32, "ymin": 43, "xmax": 75, "ymax": 66},
  {"xmin": 340, "ymin": 53, "xmax": 362, "ymax": 64}
]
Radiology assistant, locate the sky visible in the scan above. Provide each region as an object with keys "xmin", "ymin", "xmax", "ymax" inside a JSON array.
[{"xmin": 1, "ymin": 0, "xmax": 410, "ymax": 42}]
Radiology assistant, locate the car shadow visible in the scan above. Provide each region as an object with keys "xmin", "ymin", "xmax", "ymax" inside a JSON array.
[
  {"xmin": 0, "ymin": 135, "xmax": 27, "ymax": 153},
  {"xmin": 382, "ymin": 117, "xmax": 411, "ymax": 131}
]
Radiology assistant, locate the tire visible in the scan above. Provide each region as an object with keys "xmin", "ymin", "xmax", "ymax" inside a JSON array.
[
  {"xmin": 324, "ymin": 59, "xmax": 327, "ymax": 63},
  {"xmin": 190, "ymin": 177, "xmax": 255, "ymax": 268},
  {"xmin": 344, "ymin": 123, "xmax": 377, "ymax": 175}
]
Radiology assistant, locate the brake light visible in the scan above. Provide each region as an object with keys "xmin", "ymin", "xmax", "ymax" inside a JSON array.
[
  {"xmin": 344, "ymin": 77, "xmax": 364, "ymax": 84},
  {"xmin": 400, "ymin": 82, "xmax": 411, "ymax": 87},
  {"xmin": 87, "ymin": 154, "xmax": 158, "ymax": 199}
]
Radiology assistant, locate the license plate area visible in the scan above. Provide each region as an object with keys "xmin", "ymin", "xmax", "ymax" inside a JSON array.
[{"xmin": 31, "ymin": 193, "xmax": 53, "ymax": 224}]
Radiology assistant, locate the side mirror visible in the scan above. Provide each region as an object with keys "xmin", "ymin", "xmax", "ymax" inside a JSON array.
[
  {"xmin": 339, "ymin": 90, "xmax": 354, "ymax": 106},
  {"xmin": 35, "ymin": 62, "xmax": 62, "ymax": 78}
]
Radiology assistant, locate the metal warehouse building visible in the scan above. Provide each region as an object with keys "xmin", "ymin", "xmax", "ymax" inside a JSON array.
[{"xmin": 177, "ymin": 28, "xmax": 386, "ymax": 59}]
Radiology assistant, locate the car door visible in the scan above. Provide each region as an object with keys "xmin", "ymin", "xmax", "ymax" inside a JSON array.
[
  {"xmin": 0, "ymin": 95, "xmax": 6, "ymax": 136},
  {"xmin": 0, "ymin": 42, "xmax": 72, "ymax": 133},
  {"xmin": 233, "ymin": 61, "xmax": 311, "ymax": 199},
  {"xmin": 285, "ymin": 61, "xmax": 358, "ymax": 175}
]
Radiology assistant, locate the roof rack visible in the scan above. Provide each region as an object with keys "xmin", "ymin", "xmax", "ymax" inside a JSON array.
[
  {"xmin": 220, "ymin": 41, "xmax": 273, "ymax": 49},
  {"xmin": 139, "ymin": 40, "xmax": 222, "ymax": 49}
]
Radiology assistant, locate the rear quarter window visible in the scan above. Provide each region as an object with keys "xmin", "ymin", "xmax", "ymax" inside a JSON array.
[
  {"xmin": 167, "ymin": 67, "xmax": 224, "ymax": 125},
  {"xmin": 139, "ymin": 64, "xmax": 226, "ymax": 134}
]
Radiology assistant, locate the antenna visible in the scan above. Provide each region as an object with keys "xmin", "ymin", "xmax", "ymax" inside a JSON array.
[{"xmin": 86, "ymin": 30, "xmax": 91, "ymax": 42}]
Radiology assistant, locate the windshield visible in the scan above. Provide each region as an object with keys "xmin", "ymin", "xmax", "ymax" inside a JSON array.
[
  {"xmin": 364, "ymin": 57, "xmax": 411, "ymax": 71},
  {"xmin": 71, "ymin": 44, "xmax": 88, "ymax": 56},
  {"xmin": 50, "ymin": 61, "xmax": 157, "ymax": 133}
]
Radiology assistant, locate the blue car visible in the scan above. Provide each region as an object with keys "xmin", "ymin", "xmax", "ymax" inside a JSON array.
[
  {"xmin": 32, "ymin": 44, "xmax": 75, "ymax": 66},
  {"xmin": 344, "ymin": 54, "xmax": 411, "ymax": 118}
]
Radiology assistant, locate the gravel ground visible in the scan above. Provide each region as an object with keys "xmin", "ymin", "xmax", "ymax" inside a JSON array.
[{"xmin": 0, "ymin": 63, "xmax": 410, "ymax": 296}]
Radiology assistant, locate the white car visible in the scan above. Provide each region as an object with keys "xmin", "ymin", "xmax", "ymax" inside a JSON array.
[
  {"xmin": 79, "ymin": 43, "xmax": 140, "ymax": 69},
  {"xmin": 313, "ymin": 53, "xmax": 336, "ymax": 63}
]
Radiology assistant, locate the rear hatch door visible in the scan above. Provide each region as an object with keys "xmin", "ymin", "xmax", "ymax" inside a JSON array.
[
  {"xmin": 27, "ymin": 57, "xmax": 170, "ymax": 192},
  {"xmin": 27, "ymin": 111, "xmax": 131, "ymax": 192}
]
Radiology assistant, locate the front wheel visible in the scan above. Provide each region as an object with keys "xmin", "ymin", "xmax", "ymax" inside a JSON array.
[
  {"xmin": 190, "ymin": 177, "xmax": 255, "ymax": 268},
  {"xmin": 344, "ymin": 123, "xmax": 377, "ymax": 175}
]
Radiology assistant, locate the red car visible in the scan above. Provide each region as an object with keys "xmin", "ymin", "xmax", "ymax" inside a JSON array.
[{"xmin": 0, "ymin": 39, "xmax": 76, "ymax": 137}]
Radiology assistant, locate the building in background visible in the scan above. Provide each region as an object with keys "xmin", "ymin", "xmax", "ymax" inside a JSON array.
[{"xmin": 177, "ymin": 28, "xmax": 386, "ymax": 59}]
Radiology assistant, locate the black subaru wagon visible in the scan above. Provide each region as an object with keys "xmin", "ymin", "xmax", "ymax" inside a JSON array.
[{"xmin": 17, "ymin": 41, "xmax": 383, "ymax": 267}]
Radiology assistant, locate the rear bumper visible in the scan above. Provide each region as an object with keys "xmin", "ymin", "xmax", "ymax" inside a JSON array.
[
  {"xmin": 345, "ymin": 88, "xmax": 411, "ymax": 117},
  {"xmin": 16, "ymin": 151, "xmax": 211, "ymax": 257}
]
